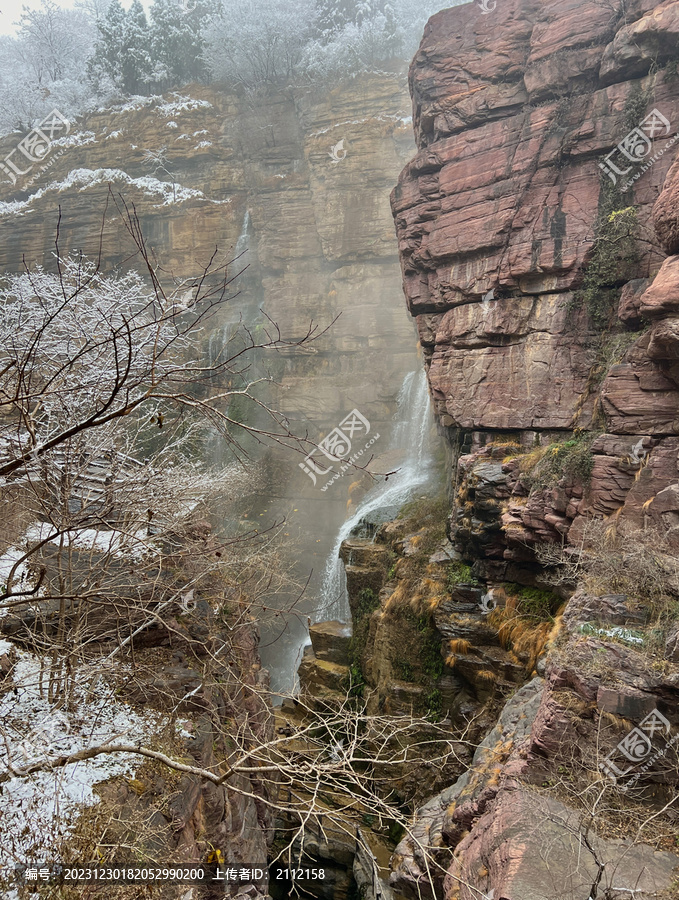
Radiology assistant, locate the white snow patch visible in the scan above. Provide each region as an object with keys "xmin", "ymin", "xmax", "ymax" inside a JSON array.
[
  {"xmin": 0, "ymin": 522, "xmax": 158, "ymax": 614},
  {"xmin": 166, "ymin": 121, "xmax": 179, "ymax": 129},
  {"xmin": 308, "ymin": 113, "xmax": 413, "ymax": 138},
  {"xmin": 156, "ymin": 95, "xmax": 212, "ymax": 117},
  {"xmin": 24, "ymin": 522, "xmax": 158, "ymax": 560},
  {"xmin": 48, "ymin": 130, "xmax": 97, "ymax": 151},
  {"xmin": 579, "ymin": 623, "xmax": 645, "ymax": 645},
  {"xmin": 195, "ymin": 141, "xmax": 212, "ymax": 149},
  {"xmin": 193, "ymin": 129, "xmax": 208, "ymax": 137},
  {"xmin": 309, "ymin": 117, "xmax": 371, "ymax": 138},
  {"xmin": 0, "ymin": 642, "xmax": 167, "ymax": 869},
  {"xmin": 101, "ymin": 95, "xmax": 159, "ymax": 115},
  {"xmin": 0, "ymin": 167, "xmax": 226, "ymax": 217},
  {"xmin": 105, "ymin": 130, "xmax": 123, "ymax": 140},
  {"xmin": 0, "ymin": 547, "xmax": 29, "ymax": 593}
]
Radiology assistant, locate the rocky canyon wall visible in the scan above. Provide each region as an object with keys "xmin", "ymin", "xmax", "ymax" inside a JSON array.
[
  {"xmin": 0, "ymin": 73, "xmax": 424, "ymax": 688},
  {"xmin": 0, "ymin": 74, "xmax": 418, "ymax": 441},
  {"xmin": 0, "ymin": 71, "xmax": 425, "ymax": 886},
  {"xmin": 392, "ymin": 0, "xmax": 679, "ymax": 568},
  {"xmin": 386, "ymin": 1, "xmax": 679, "ymax": 898}
]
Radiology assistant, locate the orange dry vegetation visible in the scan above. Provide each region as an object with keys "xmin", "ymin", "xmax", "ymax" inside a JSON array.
[{"xmin": 488, "ymin": 597, "xmax": 562, "ymax": 673}]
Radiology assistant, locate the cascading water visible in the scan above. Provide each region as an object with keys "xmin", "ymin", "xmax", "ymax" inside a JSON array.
[
  {"xmin": 208, "ymin": 210, "xmax": 254, "ymax": 367},
  {"xmin": 235, "ymin": 209, "xmax": 251, "ymax": 258},
  {"xmin": 317, "ymin": 367, "xmax": 436, "ymax": 622}
]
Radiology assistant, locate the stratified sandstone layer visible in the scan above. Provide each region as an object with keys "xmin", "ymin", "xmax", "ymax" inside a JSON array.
[
  {"xmin": 0, "ymin": 74, "xmax": 423, "ymax": 689},
  {"xmin": 392, "ymin": 0, "xmax": 679, "ymax": 559},
  {"xmin": 391, "ymin": 1, "xmax": 679, "ymax": 898},
  {"xmin": 392, "ymin": 0, "xmax": 679, "ymax": 438},
  {"xmin": 0, "ymin": 72, "xmax": 423, "ymax": 878},
  {"xmin": 0, "ymin": 76, "xmax": 417, "ymax": 440}
]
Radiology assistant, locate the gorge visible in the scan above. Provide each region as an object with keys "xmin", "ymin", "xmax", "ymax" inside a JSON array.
[{"xmin": 2, "ymin": 0, "xmax": 679, "ymax": 897}]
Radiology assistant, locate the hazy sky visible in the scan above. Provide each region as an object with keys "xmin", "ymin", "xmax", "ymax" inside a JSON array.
[
  {"xmin": 2, "ymin": 0, "xmax": 43, "ymax": 35},
  {"xmin": 0, "ymin": 0, "xmax": 149, "ymax": 36},
  {"xmin": 2, "ymin": 0, "xmax": 61, "ymax": 34}
]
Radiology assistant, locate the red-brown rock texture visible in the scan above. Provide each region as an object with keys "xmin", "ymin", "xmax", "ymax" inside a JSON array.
[
  {"xmin": 391, "ymin": 0, "xmax": 679, "ymax": 897},
  {"xmin": 392, "ymin": 0, "xmax": 679, "ymax": 560},
  {"xmin": 392, "ymin": 0, "xmax": 679, "ymax": 437}
]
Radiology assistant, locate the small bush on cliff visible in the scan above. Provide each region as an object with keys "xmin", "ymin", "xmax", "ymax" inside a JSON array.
[
  {"xmin": 570, "ymin": 182, "xmax": 639, "ymax": 330},
  {"xmin": 447, "ymin": 561, "xmax": 478, "ymax": 590},
  {"xmin": 397, "ymin": 493, "xmax": 448, "ymax": 533},
  {"xmin": 387, "ymin": 606, "xmax": 444, "ymax": 716},
  {"xmin": 538, "ymin": 520, "xmax": 679, "ymax": 641},
  {"xmin": 596, "ymin": 330, "xmax": 643, "ymax": 379},
  {"xmin": 502, "ymin": 583, "xmax": 560, "ymax": 621},
  {"xmin": 347, "ymin": 586, "xmax": 380, "ymax": 679},
  {"xmin": 522, "ymin": 432, "xmax": 595, "ymax": 491}
]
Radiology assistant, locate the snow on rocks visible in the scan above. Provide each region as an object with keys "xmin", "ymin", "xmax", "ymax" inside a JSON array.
[
  {"xmin": 156, "ymin": 95, "xmax": 212, "ymax": 117},
  {"xmin": 0, "ymin": 167, "xmax": 219, "ymax": 217},
  {"xmin": 48, "ymin": 130, "xmax": 98, "ymax": 151},
  {"xmin": 0, "ymin": 639, "xmax": 167, "ymax": 870},
  {"xmin": 100, "ymin": 95, "xmax": 159, "ymax": 115}
]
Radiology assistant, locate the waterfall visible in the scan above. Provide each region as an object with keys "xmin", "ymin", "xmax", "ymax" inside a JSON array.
[
  {"xmin": 235, "ymin": 209, "xmax": 251, "ymax": 258},
  {"xmin": 317, "ymin": 368, "xmax": 436, "ymax": 622},
  {"xmin": 208, "ymin": 210, "xmax": 252, "ymax": 367}
]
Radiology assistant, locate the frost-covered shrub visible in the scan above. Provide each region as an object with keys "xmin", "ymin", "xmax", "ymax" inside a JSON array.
[
  {"xmin": 204, "ymin": 0, "xmax": 319, "ymax": 87},
  {"xmin": 0, "ymin": 2, "xmax": 95, "ymax": 134},
  {"xmin": 204, "ymin": 0, "xmax": 459, "ymax": 87},
  {"xmin": 0, "ymin": 0, "xmax": 464, "ymax": 137}
]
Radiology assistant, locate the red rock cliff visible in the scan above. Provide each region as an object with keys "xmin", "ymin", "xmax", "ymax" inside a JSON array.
[
  {"xmin": 389, "ymin": 5, "xmax": 679, "ymax": 897},
  {"xmin": 392, "ymin": 0, "xmax": 679, "ymax": 563}
]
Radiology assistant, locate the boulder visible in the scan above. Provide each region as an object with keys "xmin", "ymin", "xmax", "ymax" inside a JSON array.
[{"xmin": 309, "ymin": 620, "xmax": 352, "ymax": 665}]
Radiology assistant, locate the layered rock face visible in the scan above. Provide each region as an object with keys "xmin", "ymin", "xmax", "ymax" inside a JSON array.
[
  {"xmin": 0, "ymin": 72, "xmax": 423, "ymax": 885},
  {"xmin": 0, "ymin": 75, "xmax": 418, "ymax": 443},
  {"xmin": 392, "ymin": 0, "xmax": 679, "ymax": 566},
  {"xmin": 389, "ymin": 1, "xmax": 679, "ymax": 898},
  {"xmin": 0, "ymin": 74, "xmax": 424, "ymax": 688},
  {"xmin": 392, "ymin": 0, "xmax": 679, "ymax": 435}
]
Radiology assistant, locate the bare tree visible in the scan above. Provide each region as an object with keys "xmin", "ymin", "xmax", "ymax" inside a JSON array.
[{"xmin": 0, "ymin": 198, "xmax": 442, "ymax": 892}]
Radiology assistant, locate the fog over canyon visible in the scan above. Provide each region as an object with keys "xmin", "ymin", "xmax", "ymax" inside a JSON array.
[{"xmin": 2, "ymin": 0, "xmax": 679, "ymax": 898}]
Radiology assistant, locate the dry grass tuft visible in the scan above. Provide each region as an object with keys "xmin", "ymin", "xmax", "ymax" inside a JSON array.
[
  {"xmin": 600, "ymin": 711, "xmax": 634, "ymax": 733},
  {"xmin": 488, "ymin": 596, "xmax": 559, "ymax": 672},
  {"xmin": 517, "ymin": 445, "xmax": 549, "ymax": 473}
]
